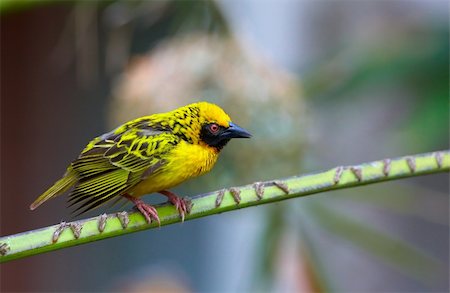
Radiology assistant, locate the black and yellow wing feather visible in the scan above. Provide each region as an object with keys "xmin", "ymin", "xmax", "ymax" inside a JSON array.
[{"xmin": 30, "ymin": 118, "xmax": 179, "ymax": 215}]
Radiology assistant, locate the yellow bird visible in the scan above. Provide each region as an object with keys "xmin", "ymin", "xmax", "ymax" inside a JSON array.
[{"xmin": 30, "ymin": 102, "xmax": 251, "ymax": 224}]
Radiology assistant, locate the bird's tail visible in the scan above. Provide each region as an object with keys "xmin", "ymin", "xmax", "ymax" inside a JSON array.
[{"xmin": 30, "ymin": 168, "xmax": 78, "ymax": 210}]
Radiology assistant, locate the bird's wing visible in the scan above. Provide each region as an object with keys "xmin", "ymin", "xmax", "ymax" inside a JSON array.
[{"xmin": 68, "ymin": 121, "xmax": 178, "ymax": 215}]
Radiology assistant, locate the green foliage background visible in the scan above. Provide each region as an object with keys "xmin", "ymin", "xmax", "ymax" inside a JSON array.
[{"xmin": 1, "ymin": 1, "xmax": 448, "ymax": 292}]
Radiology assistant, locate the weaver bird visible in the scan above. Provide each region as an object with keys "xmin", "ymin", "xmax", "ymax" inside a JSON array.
[{"xmin": 30, "ymin": 102, "xmax": 251, "ymax": 224}]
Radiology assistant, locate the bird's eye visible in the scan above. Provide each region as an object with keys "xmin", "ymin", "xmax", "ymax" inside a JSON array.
[{"xmin": 209, "ymin": 123, "xmax": 220, "ymax": 134}]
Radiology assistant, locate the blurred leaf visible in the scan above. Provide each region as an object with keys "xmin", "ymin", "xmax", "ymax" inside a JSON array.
[
  {"xmin": 168, "ymin": 0, "xmax": 230, "ymax": 35},
  {"xmin": 297, "ymin": 223, "xmax": 331, "ymax": 292},
  {"xmin": 394, "ymin": 90, "xmax": 449, "ymax": 151},
  {"xmin": 0, "ymin": 0, "xmax": 54, "ymax": 13},
  {"xmin": 252, "ymin": 205, "xmax": 284, "ymax": 291},
  {"xmin": 330, "ymin": 182, "xmax": 449, "ymax": 225},
  {"xmin": 307, "ymin": 201, "xmax": 441, "ymax": 285},
  {"xmin": 304, "ymin": 24, "xmax": 448, "ymax": 103}
]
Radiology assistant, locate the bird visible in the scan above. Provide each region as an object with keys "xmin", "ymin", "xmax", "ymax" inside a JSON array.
[{"xmin": 30, "ymin": 102, "xmax": 251, "ymax": 224}]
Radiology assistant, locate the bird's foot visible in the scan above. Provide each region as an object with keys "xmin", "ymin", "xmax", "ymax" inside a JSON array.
[
  {"xmin": 159, "ymin": 190, "xmax": 189, "ymax": 222},
  {"xmin": 122, "ymin": 194, "xmax": 160, "ymax": 225}
]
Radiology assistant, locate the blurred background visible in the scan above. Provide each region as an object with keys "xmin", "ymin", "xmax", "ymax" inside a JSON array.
[{"xmin": 1, "ymin": 0, "xmax": 448, "ymax": 292}]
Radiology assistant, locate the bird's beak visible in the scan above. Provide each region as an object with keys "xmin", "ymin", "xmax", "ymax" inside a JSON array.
[{"xmin": 221, "ymin": 122, "xmax": 252, "ymax": 139}]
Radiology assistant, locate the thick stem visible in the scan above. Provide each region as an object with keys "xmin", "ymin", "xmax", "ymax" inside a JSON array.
[{"xmin": 0, "ymin": 150, "xmax": 448, "ymax": 263}]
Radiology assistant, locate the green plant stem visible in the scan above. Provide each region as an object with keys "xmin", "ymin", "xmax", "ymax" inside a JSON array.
[{"xmin": 1, "ymin": 150, "xmax": 448, "ymax": 263}]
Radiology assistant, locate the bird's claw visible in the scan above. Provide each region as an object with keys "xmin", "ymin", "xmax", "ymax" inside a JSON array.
[
  {"xmin": 135, "ymin": 202, "xmax": 160, "ymax": 226},
  {"xmin": 171, "ymin": 197, "xmax": 188, "ymax": 222},
  {"xmin": 123, "ymin": 194, "xmax": 160, "ymax": 225},
  {"xmin": 159, "ymin": 190, "xmax": 189, "ymax": 222}
]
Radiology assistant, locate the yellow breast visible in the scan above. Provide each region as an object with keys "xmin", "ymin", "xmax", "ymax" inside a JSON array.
[{"xmin": 129, "ymin": 141, "xmax": 219, "ymax": 197}]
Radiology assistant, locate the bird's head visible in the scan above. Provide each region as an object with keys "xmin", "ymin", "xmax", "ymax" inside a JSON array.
[{"xmin": 195, "ymin": 102, "xmax": 252, "ymax": 151}]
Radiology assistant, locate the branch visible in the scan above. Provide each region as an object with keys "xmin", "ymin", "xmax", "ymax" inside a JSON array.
[{"xmin": 1, "ymin": 151, "xmax": 448, "ymax": 263}]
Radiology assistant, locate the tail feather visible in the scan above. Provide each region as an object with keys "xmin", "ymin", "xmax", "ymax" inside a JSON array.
[{"xmin": 30, "ymin": 169, "xmax": 78, "ymax": 210}]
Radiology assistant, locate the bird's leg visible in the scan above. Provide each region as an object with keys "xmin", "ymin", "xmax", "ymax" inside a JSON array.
[
  {"xmin": 159, "ymin": 190, "xmax": 188, "ymax": 222},
  {"xmin": 122, "ymin": 194, "xmax": 160, "ymax": 225}
]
